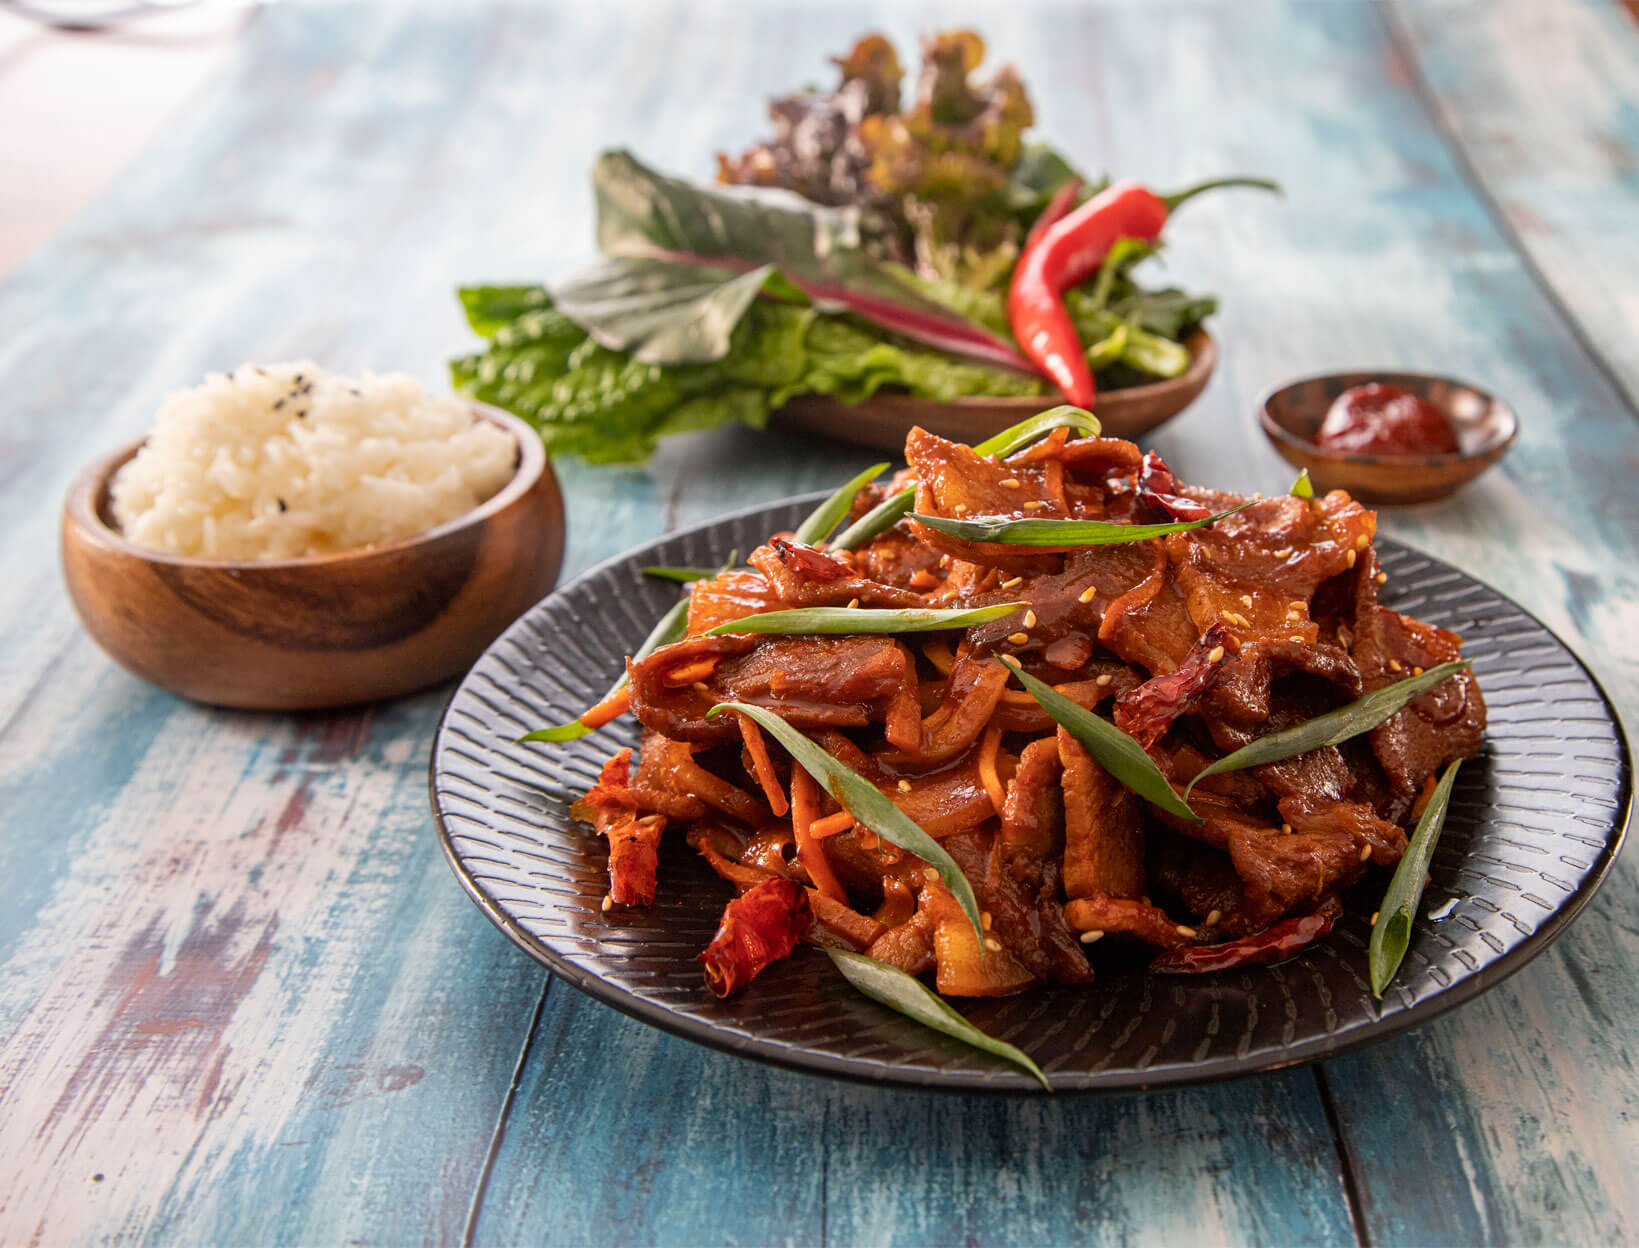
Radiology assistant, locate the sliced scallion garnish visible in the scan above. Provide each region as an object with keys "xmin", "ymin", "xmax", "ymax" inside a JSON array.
[
  {"xmin": 793, "ymin": 462, "xmax": 889, "ymax": 546},
  {"xmin": 1000, "ymin": 656, "xmax": 1200, "ymax": 823},
  {"xmin": 705, "ymin": 603, "xmax": 1025, "ymax": 637},
  {"xmin": 519, "ymin": 552, "xmax": 738, "ymax": 743},
  {"xmin": 911, "ymin": 502, "xmax": 1253, "ymax": 548},
  {"xmin": 1369, "ymin": 759, "xmax": 1463, "ymax": 997},
  {"xmin": 706, "ymin": 701, "xmax": 986, "ymax": 949},
  {"xmin": 1183, "ymin": 661, "xmax": 1471, "ymax": 799},
  {"xmin": 830, "ymin": 406, "xmax": 1100, "ymax": 552},
  {"xmin": 642, "ymin": 565, "xmax": 725, "ymax": 583},
  {"xmin": 825, "ymin": 949, "xmax": 1050, "ymax": 1090}
]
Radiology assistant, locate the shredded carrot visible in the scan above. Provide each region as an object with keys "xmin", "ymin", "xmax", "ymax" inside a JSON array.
[
  {"xmin": 922, "ymin": 639, "xmax": 956, "ymax": 676},
  {"xmin": 977, "ymin": 722, "xmax": 1006, "ymax": 817},
  {"xmin": 1042, "ymin": 458, "xmax": 1066, "ymax": 510},
  {"xmin": 579, "ymin": 685, "xmax": 632, "ymax": 730},
  {"xmin": 662, "ymin": 657, "xmax": 720, "ymax": 687},
  {"xmin": 737, "ymin": 714, "xmax": 789, "ymax": 818},
  {"xmin": 789, "ymin": 768, "xmax": 848, "ymax": 902},
  {"xmin": 808, "ymin": 810, "xmax": 857, "ymax": 840}
]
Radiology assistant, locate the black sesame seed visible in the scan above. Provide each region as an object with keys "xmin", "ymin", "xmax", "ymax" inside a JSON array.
[
  {"xmin": 277, "ymin": 498, "xmax": 287, "ymax": 512},
  {"xmin": 272, "ymin": 398, "xmax": 285, "ymax": 410}
]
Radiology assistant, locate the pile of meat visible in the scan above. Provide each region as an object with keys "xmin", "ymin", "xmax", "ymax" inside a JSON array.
[{"xmin": 572, "ymin": 426, "xmax": 1485, "ymax": 997}]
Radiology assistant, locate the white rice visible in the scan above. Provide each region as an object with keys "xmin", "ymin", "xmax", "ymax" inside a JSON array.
[{"xmin": 110, "ymin": 361, "xmax": 518, "ymax": 560}]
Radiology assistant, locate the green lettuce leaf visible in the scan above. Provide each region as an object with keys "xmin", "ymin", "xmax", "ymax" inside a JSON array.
[
  {"xmin": 453, "ymin": 288, "xmax": 1040, "ymax": 464},
  {"xmin": 778, "ymin": 318, "xmax": 1042, "ymax": 407},
  {"xmin": 458, "ymin": 285, "xmax": 554, "ymax": 338},
  {"xmin": 587, "ymin": 150, "xmax": 1032, "ymax": 372},
  {"xmin": 551, "ymin": 258, "xmax": 781, "ymax": 365}
]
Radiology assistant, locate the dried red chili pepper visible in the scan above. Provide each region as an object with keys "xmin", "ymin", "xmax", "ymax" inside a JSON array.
[
  {"xmin": 606, "ymin": 814, "xmax": 666, "ymax": 907},
  {"xmin": 1007, "ymin": 176, "xmax": 1278, "ymax": 407},
  {"xmin": 1136, "ymin": 450, "xmax": 1215, "ymax": 523},
  {"xmin": 1149, "ymin": 895, "xmax": 1343, "ymax": 974},
  {"xmin": 699, "ymin": 877, "xmax": 812, "ymax": 997}
]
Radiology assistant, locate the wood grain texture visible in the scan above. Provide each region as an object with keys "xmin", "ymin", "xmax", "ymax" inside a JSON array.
[
  {"xmin": 476, "ymin": 992, "xmax": 1356, "ymax": 1248},
  {"xmin": 1388, "ymin": 0, "xmax": 1639, "ymax": 420},
  {"xmin": 0, "ymin": 1, "xmax": 1633, "ymax": 1245}
]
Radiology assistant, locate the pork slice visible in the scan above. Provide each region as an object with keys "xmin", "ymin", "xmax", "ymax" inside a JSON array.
[
  {"xmin": 999, "ymin": 735, "xmax": 1065, "ymax": 860},
  {"xmin": 943, "ymin": 828, "xmax": 1093, "ymax": 986},
  {"xmin": 1226, "ymin": 823, "xmax": 1369, "ymax": 930},
  {"xmin": 1098, "ymin": 548, "xmax": 1199, "ymax": 675},
  {"xmin": 1148, "ymin": 833, "xmax": 1246, "ymax": 925},
  {"xmin": 1278, "ymin": 794, "xmax": 1408, "ymax": 867},
  {"xmin": 686, "ymin": 571, "xmax": 781, "ymax": 636},
  {"xmin": 749, "ymin": 538, "xmax": 926, "ymax": 609},
  {"xmin": 903, "ymin": 426, "xmax": 1066, "ymax": 573},
  {"xmin": 1057, "ymin": 727, "xmax": 1146, "ymax": 900},
  {"xmin": 965, "ymin": 542, "xmax": 1156, "ymax": 661},
  {"xmin": 849, "ymin": 528, "xmax": 945, "ymax": 589},
  {"xmin": 1174, "ymin": 487, "xmax": 1377, "ymax": 625},
  {"xmin": 1348, "ymin": 549, "xmax": 1487, "ymax": 817},
  {"xmin": 1201, "ymin": 639, "xmax": 1362, "ymax": 735},
  {"xmin": 628, "ymin": 634, "xmax": 913, "ymax": 744},
  {"xmin": 1062, "ymin": 896, "xmax": 1193, "ymax": 950}
]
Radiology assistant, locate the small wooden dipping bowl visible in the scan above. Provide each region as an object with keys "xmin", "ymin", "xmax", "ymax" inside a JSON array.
[
  {"xmin": 776, "ymin": 328, "xmax": 1216, "ymax": 451},
  {"xmin": 62, "ymin": 403, "xmax": 564, "ymax": 710},
  {"xmin": 1260, "ymin": 370, "xmax": 1517, "ymax": 506}
]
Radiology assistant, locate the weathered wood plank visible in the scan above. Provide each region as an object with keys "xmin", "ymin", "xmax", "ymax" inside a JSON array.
[
  {"xmin": 1, "ymin": 0, "xmax": 1636, "ymax": 1244},
  {"xmin": 1124, "ymin": 2, "xmax": 1639, "ymax": 1243},
  {"xmin": 475, "ymin": 993, "xmax": 1355, "ymax": 1248},
  {"xmin": 1389, "ymin": 0, "xmax": 1639, "ymax": 420},
  {"xmin": 0, "ymin": 7, "xmax": 579, "ymax": 1244},
  {"xmin": 0, "ymin": 3, "xmax": 1354, "ymax": 1245}
]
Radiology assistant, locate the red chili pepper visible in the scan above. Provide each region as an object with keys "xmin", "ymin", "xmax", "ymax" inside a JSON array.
[
  {"xmin": 699, "ymin": 878, "xmax": 811, "ymax": 997},
  {"xmin": 1149, "ymin": 896, "xmax": 1342, "ymax": 974},
  {"xmin": 1023, "ymin": 176, "xmax": 1083, "ymax": 249},
  {"xmin": 1008, "ymin": 176, "xmax": 1278, "ymax": 407}
]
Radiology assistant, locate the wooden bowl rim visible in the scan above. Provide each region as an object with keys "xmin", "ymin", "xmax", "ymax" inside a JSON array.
[
  {"xmin": 65, "ymin": 401, "xmax": 551, "ymax": 572},
  {"xmin": 1257, "ymin": 368, "xmax": 1520, "ymax": 470}
]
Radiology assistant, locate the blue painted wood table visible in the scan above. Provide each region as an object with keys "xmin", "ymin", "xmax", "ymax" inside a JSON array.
[{"xmin": 3, "ymin": 1, "xmax": 1636, "ymax": 1242}]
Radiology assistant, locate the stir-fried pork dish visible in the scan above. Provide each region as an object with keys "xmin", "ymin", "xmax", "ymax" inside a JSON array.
[{"xmin": 569, "ymin": 421, "xmax": 1485, "ymax": 998}]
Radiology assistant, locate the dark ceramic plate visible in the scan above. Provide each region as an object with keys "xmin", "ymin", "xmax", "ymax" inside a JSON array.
[{"xmin": 430, "ymin": 494, "xmax": 1631, "ymax": 1093}]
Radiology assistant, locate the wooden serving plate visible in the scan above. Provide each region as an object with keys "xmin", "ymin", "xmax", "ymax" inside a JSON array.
[
  {"xmin": 61, "ymin": 404, "xmax": 565, "ymax": 710},
  {"xmin": 774, "ymin": 328, "xmax": 1216, "ymax": 450}
]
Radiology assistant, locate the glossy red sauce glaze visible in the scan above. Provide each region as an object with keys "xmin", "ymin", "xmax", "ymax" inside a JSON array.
[{"xmin": 1315, "ymin": 383, "xmax": 1460, "ymax": 456}]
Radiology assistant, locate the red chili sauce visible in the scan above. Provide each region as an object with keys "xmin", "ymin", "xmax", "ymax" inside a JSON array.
[{"xmin": 1314, "ymin": 382, "xmax": 1460, "ymax": 456}]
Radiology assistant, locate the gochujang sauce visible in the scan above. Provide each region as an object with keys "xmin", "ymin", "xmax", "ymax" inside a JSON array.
[{"xmin": 1315, "ymin": 382, "xmax": 1460, "ymax": 456}]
